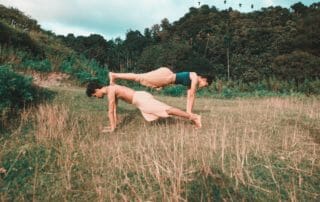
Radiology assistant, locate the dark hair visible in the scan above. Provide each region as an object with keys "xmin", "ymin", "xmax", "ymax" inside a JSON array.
[
  {"xmin": 86, "ymin": 82, "xmax": 103, "ymax": 97},
  {"xmin": 198, "ymin": 74, "xmax": 214, "ymax": 86}
]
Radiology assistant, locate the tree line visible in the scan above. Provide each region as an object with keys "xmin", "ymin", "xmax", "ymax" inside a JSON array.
[
  {"xmin": 1, "ymin": 2, "xmax": 320, "ymax": 85},
  {"xmin": 56, "ymin": 2, "xmax": 320, "ymax": 85}
]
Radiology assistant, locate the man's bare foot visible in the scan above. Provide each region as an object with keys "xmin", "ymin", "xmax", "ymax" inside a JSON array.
[
  {"xmin": 191, "ymin": 114, "xmax": 202, "ymax": 128},
  {"xmin": 109, "ymin": 72, "xmax": 115, "ymax": 85}
]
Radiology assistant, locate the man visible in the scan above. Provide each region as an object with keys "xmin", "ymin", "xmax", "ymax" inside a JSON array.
[
  {"xmin": 109, "ymin": 67, "xmax": 213, "ymax": 113},
  {"xmin": 86, "ymin": 82, "xmax": 202, "ymax": 132}
]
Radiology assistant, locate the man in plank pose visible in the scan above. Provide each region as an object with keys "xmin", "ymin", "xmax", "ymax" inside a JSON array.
[
  {"xmin": 109, "ymin": 67, "xmax": 213, "ymax": 113},
  {"xmin": 86, "ymin": 82, "xmax": 202, "ymax": 132}
]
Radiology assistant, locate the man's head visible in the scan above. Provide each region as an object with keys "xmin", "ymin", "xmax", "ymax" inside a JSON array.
[
  {"xmin": 86, "ymin": 82, "xmax": 103, "ymax": 97},
  {"xmin": 198, "ymin": 74, "xmax": 213, "ymax": 88}
]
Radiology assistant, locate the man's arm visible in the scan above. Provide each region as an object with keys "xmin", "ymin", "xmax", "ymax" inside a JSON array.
[
  {"xmin": 187, "ymin": 73, "xmax": 198, "ymax": 114},
  {"xmin": 107, "ymin": 88, "xmax": 117, "ymax": 132},
  {"xmin": 114, "ymin": 98, "xmax": 118, "ymax": 124}
]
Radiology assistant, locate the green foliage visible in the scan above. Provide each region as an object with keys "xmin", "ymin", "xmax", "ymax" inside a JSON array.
[
  {"xmin": 0, "ymin": 65, "xmax": 55, "ymax": 127},
  {"xmin": 137, "ymin": 44, "xmax": 164, "ymax": 71},
  {"xmin": 221, "ymin": 87, "xmax": 236, "ymax": 98},
  {"xmin": 59, "ymin": 57, "xmax": 75, "ymax": 73},
  {"xmin": 0, "ymin": 5, "xmax": 40, "ymax": 31},
  {"xmin": 58, "ymin": 34, "xmax": 109, "ymax": 66},
  {"xmin": 272, "ymin": 51, "xmax": 320, "ymax": 82},
  {"xmin": 22, "ymin": 59, "xmax": 52, "ymax": 72},
  {"xmin": 72, "ymin": 58, "xmax": 109, "ymax": 85},
  {"xmin": 161, "ymin": 85, "xmax": 187, "ymax": 97},
  {"xmin": 0, "ymin": 21, "xmax": 44, "ymax": 58},
  {"xmin": 1, "ymin": 65, "xmax": 33, "ymax": 109},
  {"xmin": 1, "ymin": 3, "xmax": 320, "ymax": 94},
  {"xmin": 297, "ymin": 78, "xmax": 320, "ymax": 94}
]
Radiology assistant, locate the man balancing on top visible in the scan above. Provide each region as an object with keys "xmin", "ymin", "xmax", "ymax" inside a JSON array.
[
  {"xmin": 86, "ymin": 82, "xmax": 202, "ymax": 132},
  {"xmin": 109, "ymin": 67, "xmax": 213, "ymax": 114}
]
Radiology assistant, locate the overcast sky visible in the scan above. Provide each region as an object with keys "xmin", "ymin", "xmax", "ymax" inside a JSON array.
[{"xmin": 0, "ymin": 0, "xmax": 318, "ymax": 40}]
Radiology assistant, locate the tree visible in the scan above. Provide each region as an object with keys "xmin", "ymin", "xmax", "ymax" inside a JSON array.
[
  {"xmin": 272, "ymin": 51, "xmax": 320, "ymax": 83},
  {"xmin": 291, "ymin": 2, "xmax": 308, "ymax": 15},
  {"xmin": 123, "ymin": 30, "xmax": 147, "ymax": 70}
]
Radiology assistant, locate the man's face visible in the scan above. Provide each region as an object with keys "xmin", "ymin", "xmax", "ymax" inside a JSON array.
[
  {"xmin": 92, "ymin": 89, "xmax": 104, "ymax": 98},
  {"xmin": 198, "ymin": 77, "xmax": 208, "ymax": 88}
]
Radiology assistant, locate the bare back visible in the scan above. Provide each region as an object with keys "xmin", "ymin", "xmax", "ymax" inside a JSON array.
[{"xmin": 111, "ymin": 85, "xmax": 135, "ymax": 104}]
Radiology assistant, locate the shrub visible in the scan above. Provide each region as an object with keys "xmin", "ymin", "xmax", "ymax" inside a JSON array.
[
  {"xmin": 67, "ymin": 57, "xmax": 109, "ymax": 85},
  {"xmin": 162, "ymin": 85, "xmax": 186, "ymax": 97},
  {"xmin": 22, "ymin": 59, "xmax": 52, "ymax": 72},
  {"xmin": 221, "ymin": 87, "xmax": 235, "ymax": 98},
  {"xmin": 0, "ymin": 65, "xmax": 55, "ymax": 128},
  {"xmin": 298, "ymin": 78, "xmax": 320, "ymax": 94},
  {"xmin": 59, "ymin": 57, "xmax": 75, "ymax": 74}
]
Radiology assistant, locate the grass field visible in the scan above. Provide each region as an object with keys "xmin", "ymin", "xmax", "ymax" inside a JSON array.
[{"xmin": 1, "ymin": 86, "xmax": 320, "ymax": 201}]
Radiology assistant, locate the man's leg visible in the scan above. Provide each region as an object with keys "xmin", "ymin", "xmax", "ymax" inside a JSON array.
[
  {"xmin": 109, "ymin": 72, "xmax": 140, "ymax": 85},
  {"xmin": 166, "ymin": 108, "xmax": 202, "ymax": 128}
]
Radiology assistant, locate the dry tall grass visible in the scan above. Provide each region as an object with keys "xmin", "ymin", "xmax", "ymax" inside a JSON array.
[{"xmin": 1, "ymin": 88, "xmax": 319, "ymax": 201}]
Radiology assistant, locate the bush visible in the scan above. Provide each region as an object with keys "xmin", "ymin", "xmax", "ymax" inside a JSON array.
[
  {"xmin": 62, "ymin": 56, "xmax": 109, "ymax": 85},
  {"xmin": 162, "ymin": 85, "xmax": 186, "ymax": 97},
  {"xmin": 22, "ymin": 59, "xmax": 52, "ymax": 72},
  {"xmin": 298, "ymin": 78, "xmax": 320, "ymax": 94},
  {"xmin": 272, "ymin": 51, "xmax": 320, "ymax": 82},
  {"xmin": 59, "ymin": 57, "xmax": 76, "ymax": 74},
  {"xmin": 221, "ymin": 87, "xmax": 236, "ymax": 98},
  {"xmin": 0, "ymin": 65, "xmax": 55, "ymax": 128}
]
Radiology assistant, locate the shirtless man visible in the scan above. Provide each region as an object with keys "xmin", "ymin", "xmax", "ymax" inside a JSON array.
[
  {"xmin": 109, "ymin": 67, "xmax": 213, "ymax": 113},
  {"xmin": 86, "ymin": 82, "xmax": 202, "ymax": 132}
]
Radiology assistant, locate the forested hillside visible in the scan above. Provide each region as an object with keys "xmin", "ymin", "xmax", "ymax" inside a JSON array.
[
  {"xmin": 0, "ymin": 4, "xmax": 107, "ymax": 127},
  {"xmin": 58, "ymin": 2, "xmax": 320, "ymax": 84},
  {"xmin": 1, "ymin": 2, "xmax": 320, "ymax": 85},
  {"xmin": 0, "ymin": 3, "xmax": 320, "ymax": 93}
]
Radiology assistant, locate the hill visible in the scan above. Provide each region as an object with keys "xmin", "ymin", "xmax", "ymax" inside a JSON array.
[
  {"xmin": 0, "ymin": 4, "xmax": 107, "ymax": 84},
  {"xmin": 1, "ymin": 3, "xmax": 320, "ymax": 88}
]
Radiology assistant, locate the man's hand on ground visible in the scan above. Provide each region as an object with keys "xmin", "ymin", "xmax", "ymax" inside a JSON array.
[{"xmin": 101, "ymin": 126, "xmax": 115, "ymax": 133}]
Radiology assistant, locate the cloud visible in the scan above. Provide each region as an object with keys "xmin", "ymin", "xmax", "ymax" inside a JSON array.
[
  {"xmin": 262, "ymin": 0, "xmax": 274, "ymax": 7},
  {"xmin": 0, "ymin": 0, "xmax": 193, "ymax": 39},
  {"xmin": 0, "ymin": 0, "xmax": 317, "ymax": 40}
]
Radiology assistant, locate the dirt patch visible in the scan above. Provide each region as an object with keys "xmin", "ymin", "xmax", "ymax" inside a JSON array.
[{"xmin": 32, "ymin": 72, "xmax": 71, "ymax": 87}]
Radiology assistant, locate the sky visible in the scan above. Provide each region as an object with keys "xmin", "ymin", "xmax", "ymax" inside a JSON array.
[{"xmin": 0, "ymin": 0, "xmax": 318, "ymax": 40}]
